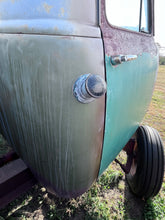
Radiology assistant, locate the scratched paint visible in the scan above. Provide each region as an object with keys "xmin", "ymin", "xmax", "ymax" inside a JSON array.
[{"xmin": 0, "ymin": 34, "xmax": 105, "ymax": 197}]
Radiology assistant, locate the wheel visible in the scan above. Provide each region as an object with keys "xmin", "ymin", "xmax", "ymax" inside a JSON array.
[{"xmin": 126, "ymin": 125, "xmax": 164, "ymax": 199}]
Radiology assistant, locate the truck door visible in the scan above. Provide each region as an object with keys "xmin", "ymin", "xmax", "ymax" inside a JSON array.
[{"xmin": 99, "ymin": 0, "xmax": 158, "ymax": 175}]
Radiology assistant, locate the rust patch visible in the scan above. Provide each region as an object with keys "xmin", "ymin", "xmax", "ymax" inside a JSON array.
[
  {"xmin": 19, "ymin": 24, "xmax": 28, "ymax": 29},
  {"xmin": 54, "ymin": 27, "xmax": 58, "ymax": 31},
  {"xmin": 100, "ymin": 0, "xmax": 157, "ymax": 56},
  {"xmin": 58, "ymin": 7, "xmax": 65, "ymax": 17},
  {"xmin": 42, "ymin": 2, "xmax": 53, "ymax": 13}
]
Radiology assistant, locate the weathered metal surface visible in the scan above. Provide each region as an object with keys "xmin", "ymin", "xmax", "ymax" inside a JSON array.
[
  {"xmin": 0, "ymin": 158, "xmax": 37, "ymax": 209},
  {"xmin": 0, "ymin": 34, "xmax": 105, "ymax": 197},
  {"xmin": 0, "ymin": 0, "xmax": 100, "ymax": 38},
  {"xmin": 99, "ymin": 0, "xmax": 158, "ymax": 175},
  {"xmin": 0, "ymin": 0, "xmax": 159, "ymax": 198}
]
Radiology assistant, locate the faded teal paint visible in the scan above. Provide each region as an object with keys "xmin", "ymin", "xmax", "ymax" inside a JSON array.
[{"xmin": 99, "ymin": 53, "xmax": 158, "ymax": 175}]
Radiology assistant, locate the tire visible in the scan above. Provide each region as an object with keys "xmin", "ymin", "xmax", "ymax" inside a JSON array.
[{"xmin": 126, "ymin": 125, "xmax": 164, "ymax": 199}]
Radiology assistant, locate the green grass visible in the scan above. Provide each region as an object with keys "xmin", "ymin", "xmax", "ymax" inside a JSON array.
[
  {"xmin": 143, "ymin": 65, "xmax": 165, "ymax": 143},
  {"xmin": 0, "ymin": 66, "xmax": 165, "ymax": 219},
  {"xmin": 44, "ymin": 167, "xmax": 124, "ymax": 220},
  {"xmin": 144, "ymin": 183, "xmax": 165, "ymax": 220},
  {"xmin": 142, "ymin": 65, "xmax": 165, "ymax": 220}
]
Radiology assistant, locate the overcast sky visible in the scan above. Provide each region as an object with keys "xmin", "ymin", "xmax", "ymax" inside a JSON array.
[{"xmin": 155, "ymin": 0, "xmax": 165, "ymax": 47}]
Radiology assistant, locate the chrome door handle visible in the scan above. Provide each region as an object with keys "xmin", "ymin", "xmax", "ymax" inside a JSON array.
[{"xmin": 110, "ymin": 55, "xmax": 137, "ymax": 65}]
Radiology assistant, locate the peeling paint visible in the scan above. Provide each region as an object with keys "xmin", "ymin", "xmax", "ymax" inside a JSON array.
[
  {"xmin": 42, "ymin": 2, "xmax": 53, "ymax": 14},
  {"xmin": 58, "ymin": 7, "xmax": 65, "ymax": 17}
]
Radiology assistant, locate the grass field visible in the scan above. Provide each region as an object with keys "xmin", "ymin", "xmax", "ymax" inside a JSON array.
[{"xmin": 0, "ymin": 66, "xmax": 165, "ymax": 220}]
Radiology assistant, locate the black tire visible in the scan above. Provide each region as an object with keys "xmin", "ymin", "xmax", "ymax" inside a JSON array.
[{"xmin": 126, "ymin": 125, "xmax": 164, "ymax": 199}]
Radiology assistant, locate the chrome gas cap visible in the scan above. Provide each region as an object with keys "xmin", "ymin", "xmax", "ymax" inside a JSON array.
[{"xmin": 73, "ymin": 74, "xmax": 106, "ymax": 103}]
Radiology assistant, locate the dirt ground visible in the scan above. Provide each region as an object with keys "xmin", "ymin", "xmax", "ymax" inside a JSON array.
[{"xmin": 0, "ymin": 161, "xmax": 147, "ymax": 220}]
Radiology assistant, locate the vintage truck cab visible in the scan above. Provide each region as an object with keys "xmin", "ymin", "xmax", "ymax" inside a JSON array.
[{"xmin": 0, "ymin": 0, "xmax": 164, "ymax": 199}]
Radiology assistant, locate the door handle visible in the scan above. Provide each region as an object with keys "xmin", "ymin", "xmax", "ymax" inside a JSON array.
[{"xmin": 110, "ymin": 55, "xmax": 137, "ymax": 66}]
